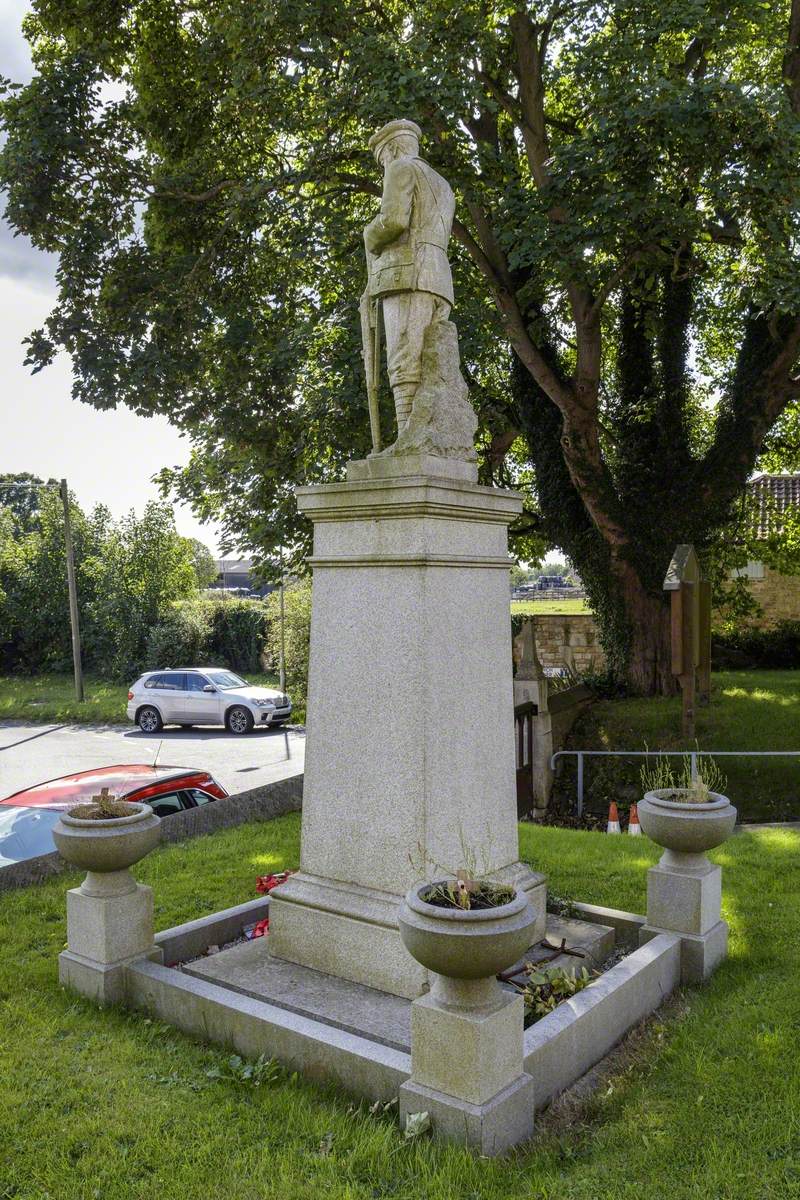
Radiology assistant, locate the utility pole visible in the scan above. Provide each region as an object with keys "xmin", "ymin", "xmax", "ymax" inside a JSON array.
[
  {"xmin": 60, "ymin": 478, "xmax": 84, "ymax": 702},
  {"xmin": 278, "ymin": 545, "xmax": 286, "ymax": 694}
]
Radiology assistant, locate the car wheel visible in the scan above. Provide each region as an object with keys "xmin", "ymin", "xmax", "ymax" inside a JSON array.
[
  {"xmin": 137, "ymin": 706, "xmax": 163, "ymax": 733},
  {"xmin": 227, "ymin": 705, "xmax": 254, "ymax": 735}
]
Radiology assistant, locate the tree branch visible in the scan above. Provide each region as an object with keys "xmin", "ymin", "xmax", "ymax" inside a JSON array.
[
  {"xmin": 509, "ymin": 11, "xmax": 552, "ymax": 189},
  {"xmin": 784, "ymin": 0, "xmax": 800, "ymax": 114}
]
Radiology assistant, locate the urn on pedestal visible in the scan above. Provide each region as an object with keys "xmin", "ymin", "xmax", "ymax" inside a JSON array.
[
  {"xmin": 397, "ymin": 881, "xmax": 537, "ymax": 1155},
  {"xmin": 54, "ymin": 798, "xmax": 161, "ymax": 1005}
]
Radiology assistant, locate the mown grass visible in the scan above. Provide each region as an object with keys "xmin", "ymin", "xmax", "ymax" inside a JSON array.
[
  {"xmin": 0, "ymin": 671, "xmax": 282, "ymax": 726},
  {"xmin": 560, "ymin": 669, "xmax": 800, "ymax": 823},
  {"xmin": 511, "ymin": 598, "xmax": 591, "ymax": 615},
  {"xmin": 1, "ymin": 814, "xmax": 798, "ymax": 1199}
]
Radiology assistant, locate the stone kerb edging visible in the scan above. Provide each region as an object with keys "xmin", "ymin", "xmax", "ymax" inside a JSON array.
[
  {"xmin": 0, "ymin": 773, "xmax": 304, "ymax": 892},
  {"xmin": 523, "ymin": 931, "xmax": 681, "ymax": 1107},
  {"xmin": 127, "ymin": 896, "xmax": 682, "ymax": 1122},
  {"xmin": 126, "ymin": 956, "xmax": 410, "ymax": 1104}
]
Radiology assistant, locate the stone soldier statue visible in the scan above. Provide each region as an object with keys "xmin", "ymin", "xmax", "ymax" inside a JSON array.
[{"xmin": 362, "ymin": 119, "xmax": 456, "ymax": 437}]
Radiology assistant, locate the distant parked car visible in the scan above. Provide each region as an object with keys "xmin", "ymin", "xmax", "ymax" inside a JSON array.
[
  {"xmin": 0, "ymin": 764, "xmax": 228, "ymax": 869},
  {"xmin": 126, "ymin": 667, "xmax": 292, "ymax": 735}
]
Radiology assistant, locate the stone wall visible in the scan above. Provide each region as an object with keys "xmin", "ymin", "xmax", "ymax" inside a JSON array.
[
  {"xmin": 745, "ymin": 566, "xmax": 800, "ymax": 626},
  {"xmin": 526, "ymin": 613, "xmax": 606, "ymax": 675}
]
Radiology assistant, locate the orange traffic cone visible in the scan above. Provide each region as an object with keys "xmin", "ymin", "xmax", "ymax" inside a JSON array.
[
  {"xmin": 607, "ymin": 801, "xmax": 621, "ymax": 834},
  {"xmin": 628, "ymin": 802, "xmax": 641, "ymax": 836}
]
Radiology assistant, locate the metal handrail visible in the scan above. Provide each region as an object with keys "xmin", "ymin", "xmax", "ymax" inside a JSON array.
[{"xmin": 550, "ymin": 749, "xmax": 800, "ymax": 818}]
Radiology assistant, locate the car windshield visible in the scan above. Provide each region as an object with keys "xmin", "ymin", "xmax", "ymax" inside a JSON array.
[
  {"xmin": 0, "ymin": 806, "xmax": 61, "ymax": 867},
  {"xmin": 205, "ymin": 670, "xmax": 247, "ymax": 690}
]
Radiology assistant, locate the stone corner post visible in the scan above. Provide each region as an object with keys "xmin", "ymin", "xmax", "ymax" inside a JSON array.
[{"xmin": 399, "ymin": 974, "xmax": 534, "ymax": 1155}]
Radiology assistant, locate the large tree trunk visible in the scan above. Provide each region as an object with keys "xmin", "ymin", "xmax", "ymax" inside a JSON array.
[
  {"xmin": 616, "ymin": 563, "xmax": 677, "ymax": 695},
  {"xmin": 513, "ymin": 358, "xmax": 683, "ymax": 696}
]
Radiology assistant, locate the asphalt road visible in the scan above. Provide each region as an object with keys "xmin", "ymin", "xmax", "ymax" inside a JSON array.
[{"xmin": 0, "ymin": 722, "xmax": 305, "ymax": 801}]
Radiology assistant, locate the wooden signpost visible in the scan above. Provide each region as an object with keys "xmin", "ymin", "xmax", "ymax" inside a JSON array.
[{"xmin": 663, "ymin": 544, "xmax": 712, "ymax": 739}]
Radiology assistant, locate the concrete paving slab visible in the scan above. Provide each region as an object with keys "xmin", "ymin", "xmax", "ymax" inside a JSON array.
[{"xmin": 0, "ymin": 721, "xmax": 305, "ymax": 800}]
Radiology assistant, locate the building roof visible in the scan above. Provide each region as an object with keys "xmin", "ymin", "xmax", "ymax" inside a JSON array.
[{"xmin": 748, "ymin": 473, "xmax": 800, "ymax": 538}]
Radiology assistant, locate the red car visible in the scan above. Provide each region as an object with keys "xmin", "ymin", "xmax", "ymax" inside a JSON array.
[{"xmin": 0, "ymin": 764, "xmax": 228, "ymax": 868}]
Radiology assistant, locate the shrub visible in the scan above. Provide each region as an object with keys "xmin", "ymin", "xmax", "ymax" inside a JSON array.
[
  {"xmin": 145, "ymin": 601, "xmax": 212, "ymax": 670},
  {"xmin": 265, "ymin": 580, "xmax": 311, "ymax": 704},
  {"xmin": 209, "ymin": 598, "xmax": 268, "ymax": 674},
  {"xmin": 145, "ymin": 597, "xmax": 268, "ymax": 674},
  {"xmin": 712, "ymin": 619, "xmax": 800, "ymax": 669}
]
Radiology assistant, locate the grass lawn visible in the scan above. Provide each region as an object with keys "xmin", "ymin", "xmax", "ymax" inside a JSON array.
[
  {"xmin": 511, "ymin": 598, "xmax": 591, "ymax": 615},
  {"xmin": 0, "ymin": 671, "xmax": 282, "ymax": 726},
  {"xmin": 1, "ymin": 813, "xmax": 798, "ymax": 1199},
  {"xmin": 559, "ymin": 669, "xmax": 800, "ymax": 823}
]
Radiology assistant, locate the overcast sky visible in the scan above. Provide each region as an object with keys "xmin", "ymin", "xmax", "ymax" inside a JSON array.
[{"xmin": 0, "ymin": 2, "xmax": 225, "ymax": 553}]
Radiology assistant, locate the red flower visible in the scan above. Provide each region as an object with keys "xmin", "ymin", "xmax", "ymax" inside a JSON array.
[
  {"xmin": 252, "ymin": 917, "xmax": 270, "ymax": 938},
  {"xmin": 255, "ymin": 870, "xmax": 294, "ymax": 895}
]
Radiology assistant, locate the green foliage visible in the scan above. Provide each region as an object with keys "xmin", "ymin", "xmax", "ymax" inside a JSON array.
[
  {"xmin": 0, "ymin": 489, "xmax": 199, "ymax": 679},
  {"xmin": 81, "ymin": 502, "xmax": 198, "ymax": 679},
  {"xmin": 4, "ymin": 3, "xmax": 800, "ymax": 690},
  {"xmin": 640, "ymin": 753, "xmax": 727, "ymax": 803},
  {"xmin": 265, "ymin": 580, "xmax": 311, "ymax": 703},
  {"xmin": 522, "ymin": 965, "xmax": 595, "ymax": 1023},
  {"xmin": 208, "ymin": 598, "xmax": 268, "ymax": 673},
  {"xmin": 713, "ymin": 618, "xmax": 800, "ymax": 668},
  {"xmin": 145, "ymin": 595, "xmax": 268, "ymax": 673},
  {"xmin": 144, "ymin": 600, "xmax": 213, "ymax": 671},
  {"xmin": 184, "ymin": 538, "xmax": 218, "ymax": 589},
  {"xmin": 204, "ymin": 1053, "xmax": 285, "ymax": 1087},
  {"xmin": 0, "ymin": 472, "xmax": 55, "ymax": 535}
]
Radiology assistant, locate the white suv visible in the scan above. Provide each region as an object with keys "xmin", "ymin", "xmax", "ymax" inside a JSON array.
[{"xmin": 127, "ymin": 668, "xmax": 292, "ymax": 735}]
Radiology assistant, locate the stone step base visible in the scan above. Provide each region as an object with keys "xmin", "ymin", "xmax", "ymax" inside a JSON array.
[{"xmin": 182, "ymin": 911, "xmax": 615, "ymax": 1054}]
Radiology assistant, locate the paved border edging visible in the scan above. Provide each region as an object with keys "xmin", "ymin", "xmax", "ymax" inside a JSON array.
[
  {"xmin": 126, "ymin": 957, "xmax": 409, "ymax": 1103},
  {"xmin": 156, "ymin": 898, "xmax": 271, "ymax": 963},
  {"xmin": 0, "ymin": 773, "xmax": 303, "ymax": 892},
  {"xmin": 572, "ymin": 901, "xmax": 647, "ymax": 946},
  {"xmin": 523, "ymin": 931, "xmax": 681, "ymax": 1107},
  {"xmin": 124, "ymin": 896, "xmax": 679, "ymax": 1117}
]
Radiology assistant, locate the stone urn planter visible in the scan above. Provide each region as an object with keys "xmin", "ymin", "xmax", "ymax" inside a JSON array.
[
  {"xmin": 399, "ymin": 882, "xmax": 537, "ymax": 1005},
  {"xmin": 639, "ymin": 790, "xmax": 737, "ymax": 867},
  {"xmin": 53, "ymin": 802, "xmax": 160, "ymax": 898}
]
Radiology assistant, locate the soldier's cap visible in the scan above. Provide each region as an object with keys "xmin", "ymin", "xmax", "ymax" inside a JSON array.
[{"xmin": 368, "ymin": 119, "xmax": 422, "ymax": 159}]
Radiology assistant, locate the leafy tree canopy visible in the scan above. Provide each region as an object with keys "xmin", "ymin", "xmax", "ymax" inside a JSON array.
[
  {"xmin": 0, "ymin": 472, "xmax": 57, "ymax": 535},
  {"xmin": 4, "ymin": 0, "xmax": 800, "ymax": 690},
  {"xmin": 0, "ymin": 490, "xmax": 198, "ymax": 678},
  {"xmin": 183, "ymin": 536, "xmax": 218, "ymax": 588}
]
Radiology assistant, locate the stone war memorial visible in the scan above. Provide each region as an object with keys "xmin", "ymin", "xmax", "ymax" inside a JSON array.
[{"xmin": 55, "ymin": 120, "xmax": 736, "ymax": 1155}]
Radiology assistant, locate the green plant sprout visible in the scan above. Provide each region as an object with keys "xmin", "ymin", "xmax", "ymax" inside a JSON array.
[{"xmin": 640, "ymin": 751, "xmax": 726, "ymax": 804}]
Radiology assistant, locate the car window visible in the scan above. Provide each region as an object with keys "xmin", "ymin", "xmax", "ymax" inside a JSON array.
[
  {"xmin": 185, "ymin": 674, "xmax": 210, "ymax": 692},
  {"xmin": 146, "ymin": 672, "xmax": 186, "ymax": 691},
  {"xmin": 185, "ymin": 788, "xmax": 213, "ymax": 806},
  {"xmin": 147, "ymin": 791, "xmax": 185, "ymax": 816},
  {"xmin": 0, "ymin": 807, "xmax": 61, "ymax": 867},
  {"xmin": 205, "ymin": 670, "xmax": 247, "ymax": 689}
]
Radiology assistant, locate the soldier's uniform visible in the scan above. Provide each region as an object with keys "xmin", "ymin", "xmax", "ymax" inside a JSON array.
[{"xmin": 365, "ymin": 121, "xmax": 456, "ymax": 427}]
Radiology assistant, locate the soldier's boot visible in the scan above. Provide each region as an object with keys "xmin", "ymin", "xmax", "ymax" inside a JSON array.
[{"xmin": 394, "ymin": 384, "xmax": 416, "ymax": 430}]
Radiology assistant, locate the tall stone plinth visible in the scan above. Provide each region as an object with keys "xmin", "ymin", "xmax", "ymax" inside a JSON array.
[{"xmin": 268, "ymin": 458, "xmax": 546, "ymax": 998}]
